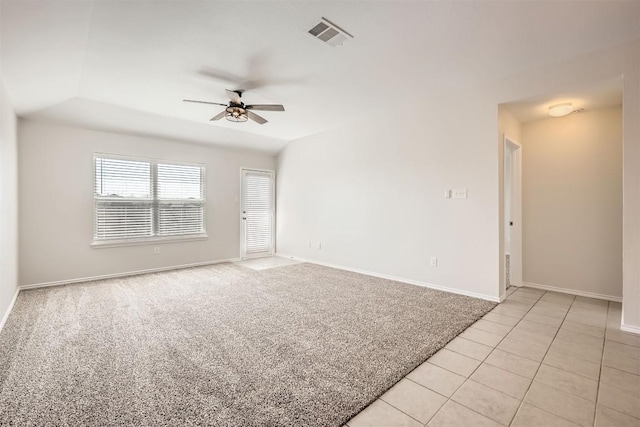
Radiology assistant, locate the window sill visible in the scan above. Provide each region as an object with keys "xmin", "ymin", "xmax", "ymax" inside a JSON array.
[{"xmin": 91, "ymin": 234, "xmax": 208, "ymax": 249}]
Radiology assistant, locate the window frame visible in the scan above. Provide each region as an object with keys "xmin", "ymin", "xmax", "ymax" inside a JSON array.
[{"xmin": 91, "ymin": 153, "xmax": 207, "ymax": 248}]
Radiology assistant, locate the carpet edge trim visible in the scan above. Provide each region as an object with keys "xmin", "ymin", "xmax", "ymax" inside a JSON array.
[
  {"xmin": 277, "ymin": 253, "xmax": 500, "ymax": 302},
  {"xmin": 18, "ymin": 258, "xmax": 241, "ymax": 290},
  {"xmin": 0, "ymin": 287, "xmax": 20, "ymax": 333},
  {"xmin": 522, "ymin": 281, "xmax": 622, "ymax": 302}
]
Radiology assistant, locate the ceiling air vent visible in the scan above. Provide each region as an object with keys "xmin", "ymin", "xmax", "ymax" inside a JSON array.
[{"xmin": 308, "ymin": 18, "xmax": 353, "ymax": 47}]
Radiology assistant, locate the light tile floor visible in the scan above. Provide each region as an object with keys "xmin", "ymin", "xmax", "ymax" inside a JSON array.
[{"xmin": 347, "ymin": 287, "xmax": 640, "ymax": 427}]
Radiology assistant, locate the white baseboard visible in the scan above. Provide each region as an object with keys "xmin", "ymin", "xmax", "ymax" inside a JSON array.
[
  {"xmin": 621, "ymin": 324, "xmax": 640, "ymax": 335},
  {"xmin": 523, "ymin": 282, "xmax": 622, "ymax": 303},
  {"xmin": 277, "ymin": 253, "xmax": 500, "ymax": 303},
  {"xmin": 0, "ymin": 287, "xmax": 20, "ymax": 333},
  {"xmin": 19, "ymin": 258, "xmax": 240, "ymax": 291}
]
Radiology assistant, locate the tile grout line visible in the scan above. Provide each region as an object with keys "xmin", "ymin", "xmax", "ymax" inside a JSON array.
[
  {"xmin": 372, "ymin": 305, "xmax": 519, "ymax": 427},
  {"xmin": 592, "ymin": 303, "xmax": 609, "ymax": 426},
  {"xmin": 404, "ymin": 376, "xmax": 450, "ymax": 399},
  {"xmin": 430, "ymin": 288, "xmax": 545, "ymax": 426},
  {"xmin": 402, "ymin": 292, "xmax": 541, "ymax": 426},
  {"xmin": 376, "ymin": 396, "xmax": 428, "ymax": 426},
  {"xmin": 502, "ymin": 290, "xmax": 571, "ymax": 426},
  {"xmin": 503, "ymin": 291, "xmax": 593, "ymax": 426},
  {"xmin": 592, "ymin": 302, "xmax": 640, "ymax": 424},
  {"xmin": 461, "ymin": 290, "xmax": 615, "ymax": 426},
  {"xmin": 441, "ymin": 338, "xmax": 495, "ymax": 361},
  {"xmin": 406, "ymin": 349, "xmax": 501, "ymax": 425},
  {"xmin": 507, "ymin": 293, "xmax": 605, "ymax": 427},
  {"xmin": 452, "ymin": 291, "xmax": 616, "ymax": 425}
]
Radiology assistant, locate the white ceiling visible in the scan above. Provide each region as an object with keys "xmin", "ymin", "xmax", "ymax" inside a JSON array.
[
  {"xmin": 502, "ymin": 76, "xmax": 624, "ymax": 124},
  {"xmin": 1, "ymin": 1, "xmax": 639, "ymax": 153}
]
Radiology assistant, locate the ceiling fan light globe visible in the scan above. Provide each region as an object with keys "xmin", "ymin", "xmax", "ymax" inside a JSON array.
[{"xmin": 225, "ymin": 112, "xmax": 248, "ymax": 123}]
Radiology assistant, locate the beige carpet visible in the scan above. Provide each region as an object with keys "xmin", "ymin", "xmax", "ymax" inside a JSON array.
[{"xmin": 0, "ymin": 262, "xmax": 495, "ymax": 426}]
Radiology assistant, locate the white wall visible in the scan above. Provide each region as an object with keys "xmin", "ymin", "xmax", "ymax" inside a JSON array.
[
  {"xmin": 522, "ymin": 107, "xmax": 622, "ymax": 298},
  {"xmin": 0, "ymin": 77, "xmax": 18, "ymax": 325},
  {"xmin": 277, "ymin": 95, "xmax": 501, "ymax": 301},
  {"xmin": 18, "ymin": 120, "xmax": 275, "ymax": 286},
  {"xmin": 277, "ymin": 40, "xmax": 640, "ymax": 316}
]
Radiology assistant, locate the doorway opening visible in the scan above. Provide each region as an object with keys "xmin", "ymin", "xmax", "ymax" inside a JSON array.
[{"xmin": 504, "ymin": 137, "xmax": 522, "ymax": 296}]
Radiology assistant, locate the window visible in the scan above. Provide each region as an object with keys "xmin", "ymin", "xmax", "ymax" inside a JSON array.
[{"xmin": 93, "ymin": 154, "xmax": 205, "ymax": 245}]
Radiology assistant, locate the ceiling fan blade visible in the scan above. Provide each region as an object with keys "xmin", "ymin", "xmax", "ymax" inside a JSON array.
[
  {"xmin": 210, "ymin": 110, "xmax": 227, "ymax": 121},
  {"xmin": 247, "ymin": 110, "xmax": 267, "ymax": 125},
  {"xmin": 245, "ymin": 104, "xmax": 285, "ymax": 111},
  {"xmin": 198, "ymin": 68, "xmax": 244, "ymax": 85},
  {"xmin": 225, "ymin": 89, "xmax": 242, "ymax": 104},
  {"xmin": 183, "ymin": 99, "xmax": 228, "ymax": 107}
]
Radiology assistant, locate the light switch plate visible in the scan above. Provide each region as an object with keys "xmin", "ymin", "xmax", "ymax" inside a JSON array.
[{"xmin": 452, "ymin": 189, "xmax": 468, "ymax": 199}]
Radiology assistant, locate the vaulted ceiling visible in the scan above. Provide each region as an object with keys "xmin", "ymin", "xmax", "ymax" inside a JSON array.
[{"xmin": 2, "ymin": 1, "xmax": 638, "ymax": 152}]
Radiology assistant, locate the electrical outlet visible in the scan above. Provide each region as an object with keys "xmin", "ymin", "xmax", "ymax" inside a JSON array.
[
  {"xmin": 154, "ymin": 247, "xmax": 160, "ymax": 255},
  {"xmin": 430, "ymin": 257, "xmax": 437, "ymax": 267},
  {"xmin": 308, "ymin": 240, "xmax": 312, "ymax": 248},
  {"xmin": 317, "ymin": 242, "xmax": 322, "ymax": 250}
]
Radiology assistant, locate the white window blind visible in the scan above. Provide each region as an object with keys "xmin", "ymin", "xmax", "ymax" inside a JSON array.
[
  {"xmin": 157, "ymin": 163, "xmax": 205, "ymax": 237},
  {"xmin": 95, "ymin": 202, "xmax": 154, "ymax": 240},
  {"xmin": 94, "ymin": 155, "xmax": 205, "ymax": 244},
  {"xmin": 244, "ymin": 171, "xmax": 273, "ymax": 254},
  {"xmin": 95, "ymin": 158, "xmax": 152, "ymax": 199}
]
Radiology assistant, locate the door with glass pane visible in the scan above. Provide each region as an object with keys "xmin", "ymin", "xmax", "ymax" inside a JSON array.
[{"xmin": 240, "ymin": 169, "xmax": 274, "ymax": 259}]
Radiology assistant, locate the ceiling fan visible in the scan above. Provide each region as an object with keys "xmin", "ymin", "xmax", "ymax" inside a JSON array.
[{"xmin": 183, "ymin": 89, "xmax": 285, "ymax": 124}]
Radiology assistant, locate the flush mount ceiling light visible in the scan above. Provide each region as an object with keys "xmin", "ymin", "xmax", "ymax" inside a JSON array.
[{"xmin": 548, "ymin": 103, "xmax": 574, "ymax": 117}]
